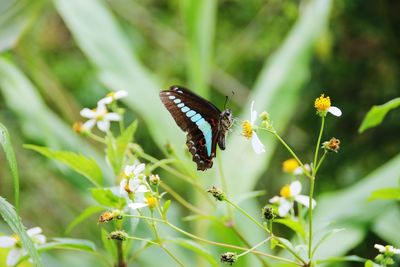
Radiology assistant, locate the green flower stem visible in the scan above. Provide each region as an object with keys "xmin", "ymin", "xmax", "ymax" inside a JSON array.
[
  {"xmin": 273, "ymin": 237, "xmax": 307, "ymax": 265},
  {"xmin": 160, "ymin": 182, "xmax": 208, "ymax": 216},
  {"xmin": 261, "ymin": 128, "xmax": 312, "ymax": 179},
  {"xmin": 87, "ymin": 132, "xmax": 107, "ymax": 144},
  {"xmin": 225, "ymin": 199, "xmax": 269, "ymax": 233},
  {"xmin": 237, "ymin": 238, "xmax": 271, "ymax": 258},
  {"xmin": 217, "ymin": 152, "xmax": 234, "ymax": 220},
  {"xmin": 124, "ymin": 214, "xmax": 300, "ymax": 265},
  {"xmin": 314, "ymin": 151, "xmax": 327, "ymax": 175},
  {"xmin": 126, "ymin": 236, "xmax": 158, "ymax": 245},
  {"xmin": 149, "ymin": 211, "xmax": 185, "ymax": 267},
  {"xmin": 116, "ymin": 239, "xmax": 125, "ymax": 267},
  {"xmin": 308, "ymin": 116, "xmax": 325, "ymax": 260}
]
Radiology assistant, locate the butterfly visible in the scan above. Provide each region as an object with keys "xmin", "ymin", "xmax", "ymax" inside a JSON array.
[{"xmin": 159, "ymin": 85, "xmax": 233, "ymax": 171}]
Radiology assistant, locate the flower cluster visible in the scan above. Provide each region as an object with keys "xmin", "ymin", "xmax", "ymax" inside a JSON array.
[{"xmin": 374, "ymin": 244, "xmax": 400, "ymax": 266}]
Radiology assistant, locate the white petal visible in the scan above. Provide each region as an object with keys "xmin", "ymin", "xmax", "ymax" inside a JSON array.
[
  {"xmin": 104, "ymin": 113, "xmax": 121, "ymax": 121},
  {"xmin": 80, "ymin": 108, "xmax": 96, "ymax": 118},
  {"xmin": 133, "ymin": 163, "xmax": 145, "ymax": 176},
  {"xmin": 393, "ymin": 248, "xmax": 400, "ymax": 254},
  {"xmin": 119, "ymin": 179, "xmax": 128, "ymax": 196},
  {"xmin": 269, "ymin": 196, "xmax": 280, "ymax": 204},
  {"xmin": 136, "ymin": 185, "xmax": 150, "ymax": 193},
  {"xmin": 98, "ymin": 96, "xmax": 112, "ymax": 106},
  {"xmin": 374, "ymin": 244, "xmax": 385, "ymax": 253},
  {"xmin": 278, "ymin": 199, "xmax": 293, "ymax": 217},
  {"xmin": 128, "ymin": 179, "xmax": 139, "ymax": 192},
  {"xmin": 251, "ymin": 132, "xmax": 265, "ymax": 154},
  {"xmin": 295, "ymin": 195, "xmax": 316, "ymax": 209},
  {"xmin": 128, "ymin": 203, "xmax": 148, "ymax": 210},
  {"xmin": 124, "ymin": 165, "xmax": 135, "ymax": 175},
  {"xmin": 0, "ymin": 237, "xmax": 16, "ymax": 248},
  {"xmin": 27, "ymin": 227, "xmax": 42, "ymax": 237},
  {"xmin": 115, "ymin": 90, "xmax": 128, "ymax": 99},
  {"xmin": 33, "ymin": 234, "xmax": 46, "ymax": 244},
  {"xmin": 328, "ymin": 106, "xmax": 342, "ymax": 117},
  {"xmin": 97, "ymin": 120, "xmax": 110, "ymax": 132},
  {"xmin": 250, "ymin": 101, "xmax": 257, "ymax": 124},
  {"xmin": 293, "ymin": 166, "xmax": 303, "ymax": 175},
  {"xmin": 7, "ymin": 248, "xmax": 24, "ymax": 266},
  {"xmin": 83, "ymin": 119, "xmax": 96, "ymax": 130},
  {"xmin": 290, "ymin": 181, "xmax": 302, "ymax": 196}
]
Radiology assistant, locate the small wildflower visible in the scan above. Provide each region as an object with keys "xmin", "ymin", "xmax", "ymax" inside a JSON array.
[
  {"xmin": 269, "ymin": 181, "xmax": 316, "ymax": 217},
  {"xmin": 282, "ymin": 159, "xmax": 299, "ymax": 174},
  {"xmin": 98, "ymin": 210, "xmax": 122, "ymax": 223},
  {"xmin": 322, "ymin": 137, "xmax": 340, "ymax": 153},
  {"xmin": 0, "ymin": 227, "xmax": 46, "ymax": 266},
  {"xmin": 108, "ymin": 230, "xmax": 128, "ymax": 241},
  {"xmin": 98, "ymin": 90, "xmax": 128, "ymax": 105},
  {"xmin": 241, "ymin": 101, "xmax": 265, "ymax": 154},
  {"xmin": 128, "ymin": 195, "xmax": 158, "ymax": 210},
  {"xmin": 314, "ymin": 94, "xmax": 342, "ymax": 117},
  {"xmin": 149, "ymin": 174, "xmax": 161, "ymax": 186},
  {"xmin": 123, "ymin": 163, "xmax": 146, "ymax": 179},
  {"xmin": 207, "ymin": 186, "xmax": 226, "ymax": 201},
  {"xmin": 261, "ymin": 206, "xmax": 275, "ymax": 221},
  {"xmin": 119, "ymin": 178, "xmax": 149, "ymax": 197},
  {"xmin": 80, "ymin": 103, "xmax": 121, "ymax": 132},
  {"xmin": 220, "ymin": 252, "xmax": 237, "ymax": 265}
]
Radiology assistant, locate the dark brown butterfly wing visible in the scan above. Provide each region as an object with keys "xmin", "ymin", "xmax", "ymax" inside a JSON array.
[{"xmin": 159, "ymin": 85, "xmax": 221, "ymax": 170}]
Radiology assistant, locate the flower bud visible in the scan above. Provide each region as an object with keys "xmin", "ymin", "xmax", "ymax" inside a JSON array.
[
  {"xmin": 149, "ymin": 174, "xmax": 161, "ymax": 186},
  {"xmin": 220, "ymin": 252, "xmax": 237, "ymax": 265},
  {"xmin": 207, "ymin": 186, "xmax": 226, "ymax": 201},
  {"xmin": 108, "ymin": 230, "xmax": 128, "ymax": 241},
  {"xmin": 322, "ymin": 137, "xmax": 340, "ymax": 153},
  {"xmin": 261, "ymin": 206, "xmax": 275, "ymax": 221}
]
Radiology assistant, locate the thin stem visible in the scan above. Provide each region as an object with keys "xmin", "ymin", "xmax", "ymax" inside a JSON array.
[
  {"xmin": 124, "ymin": 214, "xmax": 300, "ymax": 265},
  {"xmin": 237, "ymin": 238, "xmax": 271, "ymax": 257},
  {"xmin": 116, "ymin": 240, "xmax": 126, "ymax": 267},
  {"xmin": 87, "ymin": 132, "xmax": 107, "ymax": 144},
  {"xmin": 308, "ymin": 117, "xmax": 325, "ymax": 260},
  {"xmin": 217, "ymin": 152, "xmax": 234, "ymax": 220},
  {"xmin": 267, "ymin": 130, "xmax": 312, "ymax": 179},
  {"xmin": 314, "ymin": 151, "xmax": 327, "ymax": 175},
  {"xmin": 225, "ymin": 199, "xmax": 268, "ymax": 233},
  {"xmin": 126, "ymin": 236, "xmax": 158, "ymax": 246}
]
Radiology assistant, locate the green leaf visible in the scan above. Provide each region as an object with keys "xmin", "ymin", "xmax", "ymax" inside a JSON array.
[
  {"xmin": 25, "ymin": 144, "xmax": 103, "ymax": 187},
  {"xmin": 274, "ymin": 219, "xmax": 306, "ymax": 240},
  {"xmin": 65, "ymin": 206, "xmax": 104, "ymax": 234},
  {"xmin": 181, "ymin": 0, "xmax": 216, "ymax": 97},
  {"xmin": 368, "ymin": 188, "xmax": 400, "ymax": 201},
  {"xmin": 372, "ymin": 203, "xmax": 400, "ymax": 245},
  {"xmin": 162, "ymin": 200, "xmax": 171, "ymax": 219},
  {"xmin": 0, "ymin": 197, "xmax": 43, "ymax": 267},
  {"xmin": 169, "ymin": 238, "xmax": 219, "ymax": 267},
  {"xmin": 106, "ymin": 120, "xmax": 137, "ymax": 175},
  {"xmin": 365, "ymin": 259, "xmax": 380, "ymax": 267},
  {"xmin": 359, "ymin": 98, "xmax": 400, "ymax": 133},
  {"xmin": 0, "ymin": 122, "xmax": 20, "ymax": 211},
  {"xmin": 91, "ymin": 188, "xmax": 124, "ymax": 208},
  {"xmin": 311, "ymin": 228, "xmax": 344, "ymax": 257}
]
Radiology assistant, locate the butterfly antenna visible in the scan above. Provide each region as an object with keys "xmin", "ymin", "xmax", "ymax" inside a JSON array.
[{"xmin": 223, "ymin": 91, "xmax": 235, "ymax": 110}]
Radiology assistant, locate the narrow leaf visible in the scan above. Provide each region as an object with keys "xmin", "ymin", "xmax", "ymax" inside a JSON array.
[
  {"xmin": 359, "ymin": 98, "xmax": 400, "ymax": 133},
  {"xmin": 0, "ymin": 122, "xmax": 20, "ymax": 210},
  {"xmin": 368, "ymin": 188, "xmax": 400, "ymax": 201},
  {"xmin": 274, "ymin": 219, "xmax": 307, "ymax": 240},
  {"xmin": 101, "ymin": 228, "xmax": 117, "ymax": 260},
  {"xmin": 106, "ymin": 120, "xmax": 137, "ymax": 175},
  {"xmin": 169, "ymin": 238, "xmax": 219, "ymax": 267},
  {"xmin": 0, "ymin": 197, "xmax": 43, "ymax": 266},
  {"xmin": 65, "ymin": 206, "xmax": 104, "ymax": 234},
  {"xmin": 91, "ymin": 188, "xmax": 124, "ymax": 208},
  {"xmin": 25, "ymin": 144, "xmax": 103, "ymax": 187}
]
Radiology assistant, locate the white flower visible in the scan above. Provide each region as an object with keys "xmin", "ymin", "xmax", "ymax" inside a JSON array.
[
  {"xmin": 242, "ymin": 101, "xmax": 265, "ymax": 154},
  {"xmin": 119, "ymin": 178, "xmax": 149, "ymax": 197},
  {"xmin": 327, "ymin": 106, "xmax": 342, "ymax": 117},
  {"xmin": 269, "ymin": 181, "xmax": 316, "ymax": 217},
  {"xmin": 128, "ymin": 195, "xmax": 157, "ymax": 210},
  {"xmin": 80, "ymin": 103, "xmax": 121, "ymax": 132},
  {"xmin": 0, "ymin": 227, "xmax": 46, "ymax": 266},
  {"xmin": 314, "ymin": 94, "xmax": 342, "ymax": 117},
  {"xmin": 124, "ymin": 163, "xmax": 145, "ymax": 179},
  {"xmin": 98, "ymin": 90, "xmax": 128, "ymax": 106},
  {"xmin": 293, "ymin": 164, "xmax": 311, "ymax": 176},
  {"xmin": 374, "ymin": 244, "xmax": 400, "ymax": 254}
]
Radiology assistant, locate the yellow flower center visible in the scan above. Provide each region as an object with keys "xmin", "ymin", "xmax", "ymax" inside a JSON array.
[
  {"xmin": 124, "ymin": 181, "xmax": 132, "ymax": 193},
  {"xmin": 314, "ymin": 94, "xmax": 331, "ymax": 111},
  {"xmin": 106, "ymin": 92, "xmax": 116, "ymax": 98},
  {"xmin": 146, "ymin": 196, "xmax": 157, "ymax": 209},
  {"xmin": 282, "ymin": 158, "xmax": 299, "ymax": 173},
  {"xmin": 280, "ymin": 184, "xmax": 291, "ymax": 198},
  {"xmin": 242, "ymin": 120, "xmax": 253, "ymax": 139}
]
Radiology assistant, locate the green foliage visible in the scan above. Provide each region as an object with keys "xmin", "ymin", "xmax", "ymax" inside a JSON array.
[
  {"xmin": 25, "ymin": 144, "xmax": 103, "ymax": 187},
  {"xmin": 359, "ymin": 98, "xmax": 400, "ymax": 133},
  {"xmin": 65, "ymin": 206, "xmax": 104, "ymax": 234},
  {"xmin": 106, "ymin": 120, "xmax": 137, "ymax": 175},
  {"xmin": 368, "ymin": 188, "xmax": 400, "ymax": 201},
  {"xmin": 91, "ymin": 188, "xmax": 124, "ymax": 208},
  {"xmin": 0, "ymin": 122, "xmax": 20, "ymax": 210},
  {"xmin": 0, "ymin": 197, "xmax": 43, "ymax": 267}
]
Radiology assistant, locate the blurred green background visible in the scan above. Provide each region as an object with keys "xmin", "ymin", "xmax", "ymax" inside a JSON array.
[{"xmin": 0, "ymin": 0, "xmax": 399, "ymax": 266}]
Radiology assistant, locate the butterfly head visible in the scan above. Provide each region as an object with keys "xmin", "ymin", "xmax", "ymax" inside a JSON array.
[{"xmin": 220, "ymin": 109, "xmax": 233, "ymax": 132}]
